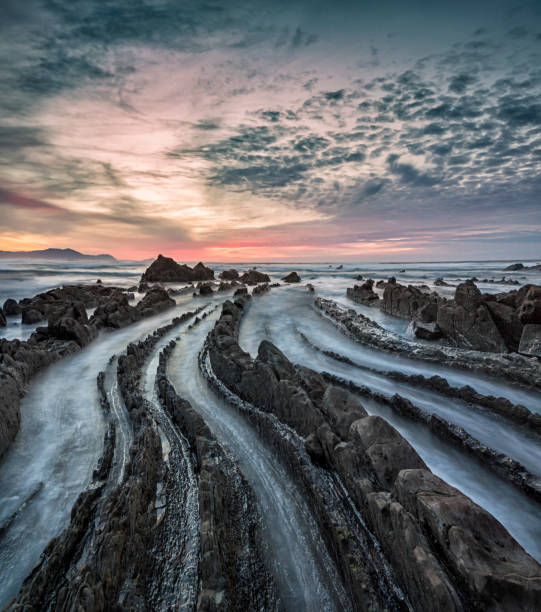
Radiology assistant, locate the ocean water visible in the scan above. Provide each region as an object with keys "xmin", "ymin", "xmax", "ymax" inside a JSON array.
[{"xmin": 1, "ymin": 258, "xmax": 540, "ymax": 341}]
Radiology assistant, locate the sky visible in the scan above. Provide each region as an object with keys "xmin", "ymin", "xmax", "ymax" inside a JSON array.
[{"xmin": 0, "ymin": 0, "xmax": 540, "ymax": 262}]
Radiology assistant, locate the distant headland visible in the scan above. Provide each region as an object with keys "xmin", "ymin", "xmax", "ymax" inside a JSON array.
[{"xmin": 0, "ymin": 248, "xmax": 116, "ymax": 261}]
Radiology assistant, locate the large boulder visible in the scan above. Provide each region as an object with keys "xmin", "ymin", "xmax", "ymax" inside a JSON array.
[
  {"xmin": 46, "ymin": 302, "xmax": 98, "ymax": 347},
  {"xmin": 518, "ymin": 286, "xmax": 541, "ymax": 325},
  {"xmin": 382, "ymin": 282, "xmax": 438, "ymax": 321},
  {"xmin": 240, "ymin": 270, "xmax": 271, "ymax": 285},
  {"xmin": 518, "ymin": 324, "xmax": 541, "ymax": 357},
  {"xmin": 347, "ymin": 279, "xmax": 380, "ymax": 306},
  {"xmin": 412, "ymin": 321, "xmax": 442, "ymax": 340},
  {"xmin": 193, "ymin": 262, "xmax": 215, "ymax": 280},
  {"xmin": 282, "ymin": 271, "xmax": 301, "ymax": 283},
  {"xmin": 3, "ymin": 298, "xmax": 21, "ymax": 316},
  {"xmin": 90, "ymin": 294, "xmax": 141, "ymax": 329},
  {"xmin": 137, "ymin": 287, "xmax": 175, "ymax": 316},
  {"xmin": 141, "ymin": 254, "xmax": 196, "ymax": 282},
  {"xmin": 504, "ymin": 263, "xmax": 524, "ymax": 271},
  {"xmin": 197, "ymin": 283, "xmax": 214, "ymax": 296},
  {"xmin": 395, "ymin": 469, "xmax": 541, "ymax": 610},
  {"xmin": 436, "ymin": 281, "xmax": 508, "ymax": 352},
  {"xmin": 219, "ymin": 269, "xmax": 239, "ymax": 280},
  {"xmin": 350, "ymin": 416, "xmax": 427, "ymax": 489},
  {"xmin": 22, "ymin": 308, "xmax": 43, "ymax": 325},
  {"xmin": 486, "ymin": 300, "xmax": 523, "ymax": 352},
  {"xmin": 320, "ymin": 386, "xmax": 367, "ymax": 439}
]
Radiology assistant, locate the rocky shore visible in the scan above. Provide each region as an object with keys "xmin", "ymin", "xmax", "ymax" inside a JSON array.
[
  {"xmin": 347, "ymin": 278, "xmax": 541, "ymax": 356},
  {"xmin": 206, "ymin": 297, "xmax": 541, "ymax": 611},
  {"xmin": 0, "ymin": 284, "xmax": 176, "ymax": 459},
  {"xmin": 316, "ymin": 297, "xmax": 541, "ymax": 389}
]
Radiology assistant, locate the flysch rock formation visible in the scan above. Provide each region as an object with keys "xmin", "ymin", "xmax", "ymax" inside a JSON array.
[
  {"xmin": 206, "ymin": 297, "xmax": 541, "ymax": 611},
  {"xmin": 346, "ymin": 276, "xmax": 541, "ymax": 354},
  {"xmin": 0, "ymin": 284, "xmax": 176, "ymax": 459},
  {"xmin": 8, "ymin": 309, "xmax": 279, "ymax": 611}
]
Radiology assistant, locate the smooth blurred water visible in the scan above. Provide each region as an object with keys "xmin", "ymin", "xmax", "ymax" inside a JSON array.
[
  {"xmin": 2, "ymin": 258, "xmax": 539, "ymax": 340},
  {"xmin": 238, "ymin": 287, "xmax": 541, "ymax": 563}
]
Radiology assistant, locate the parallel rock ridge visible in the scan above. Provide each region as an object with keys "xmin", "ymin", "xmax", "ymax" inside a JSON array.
[
  {"xmin": 346, "ymin": 277, "xmax": 541, "ymax": 355},
  {"xmin": 8, "ymin": 310, "xmax": 202, "ymax": 610},
  {"xmin": 207, "ymin": 298, "xmax": 541, "ymax": 611},
  {"xmin": 157, "ymin": 340, "xmax": 279, "ymax": 610},
  {"xmin": 315, "ymin": 297, "xmax": 541, "ymax": 389},
  {"xmin": 0, "ymin": 284, "xmax": 176, "ymax": 459}
]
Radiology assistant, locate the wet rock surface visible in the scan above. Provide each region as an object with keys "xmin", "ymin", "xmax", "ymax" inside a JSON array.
[
  {"xmin": 316, "ymin": 297, "xmax": 541, "ymax": 389},
  {"xmin": 206, "ymin": 298, "xmax": 541, "ymax": 611},
  {"xmin": 141, "ymin": 254, "xmax": 215, "ymax": 282},
  {"xmin": 346, "ymin": 277, "xmax": 541, "ymax": 354},
  {"xmin": 382, "ymin": 282, "xmax": 439, "ymax": 321},
  {"xmin": 346, "ymin": 279, "xmax": 380, "ymax": 306},
  {"xmin": 281, "ymin": 271, "xmax": 301, "ymax": 283},
  {"xmin": 219, "ymin": 268, "xmax": 239, "ymax": 280},
  {"xmin": 240, "ymin": 269, "xmax": 271, "ymax": 285}
]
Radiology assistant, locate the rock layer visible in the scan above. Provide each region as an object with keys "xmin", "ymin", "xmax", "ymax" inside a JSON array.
[{"xmin": 206, "ymin": 298, "xmax": 541, "ymax": 611}]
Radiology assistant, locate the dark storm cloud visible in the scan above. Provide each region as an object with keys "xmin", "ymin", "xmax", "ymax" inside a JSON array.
[
  {"xmin": 448, "ymin": 73, "xmax": 477, "ymax": 93},
  {"xmin": 386, "ymin": 155, "xmax": 438, "ymax": 187}
]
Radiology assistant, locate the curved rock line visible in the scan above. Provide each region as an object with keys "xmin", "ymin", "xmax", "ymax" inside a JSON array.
[
  {"xmin": 100, "ymin": 358, "xmax": 132, "ymax": 485},
  {"xmin": 296, "ymin": 330, "xmax": 541, "ymax": 485},
  {"xmin": 298, "ymin": 329, "xmax": 541, "ymax": 436},
  {"xmin": 5, "ymin": 306, "xmax": 206, "ymax": 610},
  {"xmin": 315, "ymin": 297, "xmax": 541, "ymax": 390},
  {"xmin": 232, "ymin": 295, "xmax": 541, "ymax": 569},
  {"xmin": 158, "ymin": 339, "xmax": 280, "ymax": 610},
  {"xmin": 240, "ymin": 289, "xmax": 541, "ymax": 411},
  {"xmin": 240, "ymin": 305, "xmax": 541, "ymax": 563},
  {"xmin": 166, "ymin": 311, "xmax": 360, "ymax": 611},
  {"xmin": 238, "ymin": 291, "xmax": 541, "ymax": 479},
  {"xmin": 317, "ymin": 370, "xmax": 541, "ymax": 504},
  {"xmin": 201, "ymin": 349, "xmax": 402, "ymax": 612}
]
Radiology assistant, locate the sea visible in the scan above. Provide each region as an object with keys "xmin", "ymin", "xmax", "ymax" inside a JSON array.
[{"xmin": 1, "ymin": 258, "xmax": 540, "ymax": 342}]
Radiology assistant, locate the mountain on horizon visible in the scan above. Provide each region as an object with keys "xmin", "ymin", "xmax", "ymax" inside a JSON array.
[{"xmin": 0, "ymin": 248, "xmax": 116, "ymax": 261}]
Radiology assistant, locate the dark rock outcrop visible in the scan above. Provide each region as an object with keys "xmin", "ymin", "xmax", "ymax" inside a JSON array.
[
  {"xmin": 382, "ymin": 282, "xmax": 439, "ymax": 321},
  {"xmin": 141, "ymin": 254, "xmax": 195, "ymax": 282},
  {"xmin": 346, "ymin": 279, "xmax": 380, "ymax": 306},
  {"xmin": 239, "ymin": 270, "xmax": 271, "ymax": 285},
  {"xmin": 315, "ymin": 297, "xmax": 541, "ymax": 388},
  {"xmin": 519, "ymin": 324, "xmax": 541, "ymax": 357},
  {"xmin": 141, "ymin": 254, "xmax": 214, "ymax": 282},
  {"xmin": 412, "ymin": 320, "xmax": 442, "ymax": 340},
  {"xmin": 252, "ymin": 283, "xmax": 270, "ymax": 296},
  {"xmin": 434, "ymin": 277, "xmax": 450, "ymax": 286},
  {"xmin": 90, "ymin": 287, "xmax": 174, "ymax": 329},
  {"xmin": 18, "ymin": 284, "xmax": 132, "ymax": 325},
  {"xmin": 219, "ymin": 269, "xmax": 239, "ymax": 280},
  {"xmin": 437, "ymin": 281, "xmax": 508, "ymax": 352},
  {"xmin": 207, "ymin": 299, "xmax": 541, "ymax": 611},
  {"xmin": 281, "ymin": 271, "xmax": 301, "ymax": 283},
  {"xmin": 3, "ymin": 299, "xmax": 21, "ymax": 316},
  {"xmin": 0, "ymin": 308, "xmax": 5, "ymax": 327},
  {"xmin": 505, "ymin": 263, "xmax": 524, "ymax": 271},
  {"xmin": 518, "ymin": 286, "xmax": 541, "ymax": 325},
  {"xmin": 193, "ymin": 261, "xmax": 215, "ymax": 280},
  {"xmin": 196, "ymin": 282, "xmax": 213, "ymax": 296}
]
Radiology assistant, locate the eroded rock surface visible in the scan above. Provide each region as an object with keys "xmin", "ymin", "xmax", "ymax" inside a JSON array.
[
  {"xmin": 207, "ymin": 298, "xmax": 541, "ymax": 611},
  {"xmin": 141, "ymin": 254, "xmax": 214, "ymax": 282}
]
